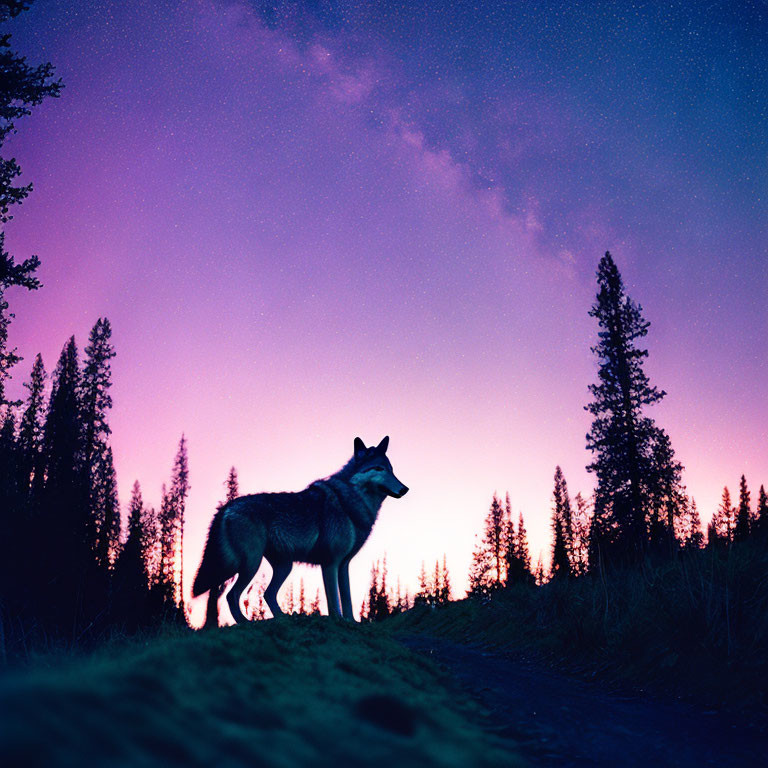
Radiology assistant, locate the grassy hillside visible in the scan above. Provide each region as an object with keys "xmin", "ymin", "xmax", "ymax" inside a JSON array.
[
  {"xmin": 0, "ymin": 616, "xmax": 521, "ymax": 767},
  {"xmin": 391, "ymin": 542, "xmax": 768, "ymax": 720}
]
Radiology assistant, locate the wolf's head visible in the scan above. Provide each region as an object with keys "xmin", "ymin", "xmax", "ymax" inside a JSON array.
[{"xmin": 351, "ymin": 436, "xmax": 409, "ymax": 498}]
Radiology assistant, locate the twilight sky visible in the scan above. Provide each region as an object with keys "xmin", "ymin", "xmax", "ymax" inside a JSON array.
[{"xmin": 4, "ymin": 0, "xmax": 767, "ymax": 617}]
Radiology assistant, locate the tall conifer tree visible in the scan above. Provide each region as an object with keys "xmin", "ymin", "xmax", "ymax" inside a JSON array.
[
  {"xmin": 225, "ymin": 466, "xmax": 239, "ymax": 502},
  {"xmin": 550, "ymin": 466, "xmax": 573, "ymax": 579},
  {"xmin": 585, "ymin": 252, "xmax": 682, "ymax": 565},
  {"xmin": 17, "ymin": 353, "xmax": 45, "ymax": 495},
  {"xmin": 115, "ymin": 481, "xmax": 148, "ymax": 629},
  {"xmin": 734, "ymin": 475, "xmax": 751, "ymax": 542},
  {"xmin": 756, "ymin": 486, "xmax": 768, "ymax": 539},
  {"xmin": 709, "ymin": 487, "xmax": 735, "ymax": 546},
  {"xmin": 40, "ymin": 337, "xmax": 89, "ymax": 631},
  {"xmin": 0, "ymin": 0, "xmax": 61, "ymax": 407}
]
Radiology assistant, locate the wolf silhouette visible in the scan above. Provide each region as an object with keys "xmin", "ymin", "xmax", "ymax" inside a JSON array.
[{"xmin": 193, "ymin": 436, "xmax": 408, "ymax": 624}]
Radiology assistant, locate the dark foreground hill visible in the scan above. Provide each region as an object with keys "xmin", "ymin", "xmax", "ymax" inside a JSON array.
[{"xmin": 0, "ymin": 617, "xmax": 519, "ymax": 767}]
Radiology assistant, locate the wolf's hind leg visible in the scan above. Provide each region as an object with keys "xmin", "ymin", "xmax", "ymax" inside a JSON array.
[
  {"xmin": 264, "ymin": 560, "xmax": 292, "ymax": 618},
  {"xmin": 205, "ymin": 582, "xmax": 223, "ymax": 628},
  {"xmin": 226, "ymin": 552, "xmax": 263, "ymax": 624}
]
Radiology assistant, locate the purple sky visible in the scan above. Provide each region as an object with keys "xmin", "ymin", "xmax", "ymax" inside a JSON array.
[{"xmin": 4, "ymin": 0, "xmax": 767, "ymax": 617}]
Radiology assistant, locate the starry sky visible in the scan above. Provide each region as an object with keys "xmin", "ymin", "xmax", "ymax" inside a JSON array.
[{"xmin": 4, "ymin": 0, "xmax": 767, "ymax": 616}]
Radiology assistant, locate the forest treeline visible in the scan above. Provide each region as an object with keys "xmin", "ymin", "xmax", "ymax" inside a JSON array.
[
  {"xmin": 0, "ymin": 320, "xmax": 192, "ymax": 649},
  {"xmin": 0, "ymin": 3, "xmax": 192, "ymax": 655}
]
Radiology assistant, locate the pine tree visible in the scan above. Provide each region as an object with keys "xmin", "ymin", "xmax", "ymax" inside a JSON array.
[
  {"xmin": 392, "ymin": 577, "xmax": 403, "ymax": 615},
  {"xmin": 92, "ymin": 446, "xmax": 120, "ymax": 571},
  {"xmin": 507, "ymin": 511, "xmax": 534, "ymax": 585},
  {"xmin": 366, "ymin": 557, "xmax": 391, "ymax": 620},
  {"xmin": 0, "ymin": 0, "xmax": 62, "ymax": 407},
  {"xmin": 709, "ymin": 487, "xmax": 735, "ymax": 546},
  {"xmin": 157, "ymin": 436, "xmax": 190, "ymax": 615},
  {"xmin": 298, "ymin": 578, "xmax": 306, "ymax": 615},
  {"xmin": 0, "ymin": 1, "xmax": 63, "ymax": 222},
  {"xmin": 80, "ymin": 318, "xmax": 115, "ymax": 472},
  {"xmin": 157, "ymin": 485, "xmax": 175, "ymax": 606},
  {"xmin": 647, "ymin": 430, "xmax": 685, "ymax": 550},
  {"xmin": 40, "ymin": 337, "xmax": 91, "ymax": 633},
  {"xmin": 43, "ymin": 337, "xmax": 83, "ymax": 495},
  {"xmin": 0, "ymin": 409, "xmax": 18, "ymax": 499},
  {"xmin": 0, "ymin": 410, "xmax": 21, "ymax": 603},
  {"xmin": 734, "ymin": 475, "xmax": 751, "ymax": 542},
  {"xmin": 17, "ymin": 353, "xmax": 45, "ymax": 495},
  {"xmin": 226, "ymin": 466, "xmax": 239, "ymax": 502},
  {"xmin": 310, "ymin": 588, "xmax": 321, "ymax": 615},
  {"xmin": 682, "ymin": 498, "xmax": 704, "ymax": 549},
  {"xmin": 171, "ymin": 435, "xmax": 189, "ymax": 608},
  {"xmin": 438, "ymin": 554, "xmax": 451, "ymax": 603},
  {"xmin": 114, "ymin": 481, "xmax": 149, "ymax": 629},
  {"xmin": 585, "ymin": 252, "xmax": 682, "ymax": 565},
  {"xmin": 550, "ymin": 466, "xmax": 573, "ymax": 579},
  {"xmin": 756, "ymin": 486, "xmax": 768, "ymax": 539},
  {"xmin": 416, "ymin": 561, "xmax": 431, "ymax": 605},
  {"xmin": 375, "ymin": 555, "xmax": 391, "ymax": 618},
  {"xmin": 571, "ymin": 493, "xmax": 592, "ymax": 575},
  {"xmin": 469, "ymin": 493, "xmax": 510, "ymax": 596},
  {"xmin": 141, "ymin": 504, "xmax": 160, "ymax": 586}
]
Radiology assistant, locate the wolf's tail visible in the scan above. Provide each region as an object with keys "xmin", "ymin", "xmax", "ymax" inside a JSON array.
[{"xmin": 192, "ymin": 508, "xmax": 237, "ymax": 597}]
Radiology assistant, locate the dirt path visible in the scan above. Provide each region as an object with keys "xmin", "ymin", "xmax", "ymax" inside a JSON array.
[{"xmin": 402, "ymin": 636, "xmax": 767, "ymax": 768}]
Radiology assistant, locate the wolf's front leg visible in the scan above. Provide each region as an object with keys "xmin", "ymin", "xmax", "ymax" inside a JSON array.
[
  {"xmin": 321, "ymin": 564, "xmax": 343, "ymax": 618},
  {"xmin": 338, "ymin": 560, "xmax": 356, "ymax": 622}
]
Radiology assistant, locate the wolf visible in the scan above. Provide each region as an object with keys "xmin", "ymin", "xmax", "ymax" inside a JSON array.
[{"xmin": 192, "ymin": 436, "xmax": 408, "ymax": 625}]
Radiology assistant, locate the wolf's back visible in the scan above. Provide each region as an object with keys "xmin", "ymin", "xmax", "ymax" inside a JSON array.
[{"xmin": 192, "ymin": 507, "xmax": 237, "ymax": 596}]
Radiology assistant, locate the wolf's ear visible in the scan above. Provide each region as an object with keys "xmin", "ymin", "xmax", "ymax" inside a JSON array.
[
  {"xmin": 376, "ymin": 436, "xmax": 389, "ymax": 454},
  {"xmin": 354, "ymin": 437, "xmax": 367, "ymax": 457}
]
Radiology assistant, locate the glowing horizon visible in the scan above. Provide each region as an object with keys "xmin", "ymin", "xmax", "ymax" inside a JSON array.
[{"xmin": 3, "ymin": 0, "xmax": 766, "ymax": 619}]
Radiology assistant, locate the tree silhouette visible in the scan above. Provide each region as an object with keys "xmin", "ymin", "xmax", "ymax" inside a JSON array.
[
  {"xmin": 365, "ymin": 556, "xmax": 391, "ymax": 621},
  {"xmin": 586, "ymin": 252, "xmax": 683, "ymax": 566},
  {"xmin": 756, "ymin": 486, "xmax": 768, "ymax": 539},
  {"xmin": 550, "ymin": 466, "xmax": 573, "ymax": 579},
  {"xmin": 39, "ymin": 337, "xmax": 92, "ymax": 632},
  {"xmin": 298, "ymin": 578, "xmax": 306, "ymax": 614},
  {"xmin": 225, "ymin": 466, "xmax": 239, "ymax": 502},
  {"xmin": 92, "ymin": 446, "xmax": 120, "ymax": 571},
  {"xmin": 507, "ymin": 510, "xmax": 534, "ymax": 585},
  {"xmin": 156, "ymin": 436, "xmax": 190, "ymax": 617},
  {"xmin": 469, "ymin": 493, "xmax": 509, "ymax": 596},
  {"xmin": 114, "ymin": 481, "xmax": 149, "ymax": 630},
  {"xmin": 16, "ymin": 352, "xmax": 45, "ymax": 495},
  {"xmin": 438, "ymin": 554, "xmax": 451, "ymax": 603},
  {"xmin": 0, "ymin": 411, "xmax": 21, "ymax": 610},
  {"xmin": 734, "ymin": 475, "xmax": 751, "ymax": 542},
  {"xmin": 647, "ymin": 430, "xmax": 685, "ymax": 550},
  {"xmin": 679, "ymin": 498, "xmax": 704, "ymax": 549},
  {"xmin": 571, "ymin": 492, "xmax": 592, "ymax": 575},
  {"xmin": 415, "ymin": 561, "xmax": 431, "ymax": 606},
  {"xmin": 0, "ymin": 0, "xmax": 62, "ymax": 405},
  {"xmin": 708, "ymin": 487, "xmax": 735, "ymax": 546}
]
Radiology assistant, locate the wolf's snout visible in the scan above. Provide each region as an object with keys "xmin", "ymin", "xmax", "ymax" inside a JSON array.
[{"xmin": 396, "ymin": 485, "xmax": 409, "ymax": 498}]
